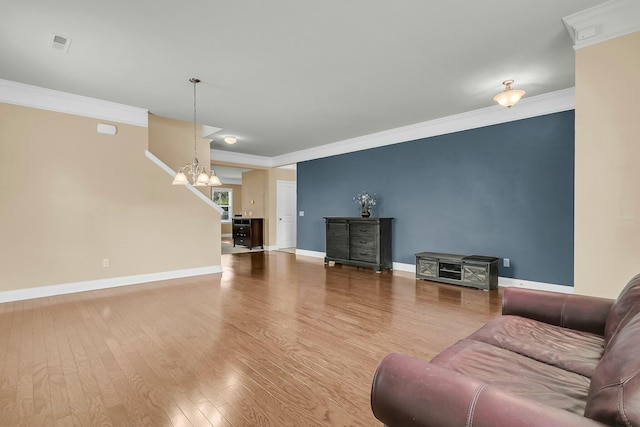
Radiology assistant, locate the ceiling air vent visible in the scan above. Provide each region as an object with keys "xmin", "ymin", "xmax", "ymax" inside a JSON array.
[{"xmin": 51, "ymin": 34, "xmax": 71, "ymax": 53}]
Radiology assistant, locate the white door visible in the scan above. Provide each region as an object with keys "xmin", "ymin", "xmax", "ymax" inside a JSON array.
[{"xmin": 276, "ymin": 180, "xmax": 297, "ymax": 249}]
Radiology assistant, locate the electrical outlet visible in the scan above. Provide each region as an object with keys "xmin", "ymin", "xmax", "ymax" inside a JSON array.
[
  {"xmin": 102, "ymin": 258, "xmax": 110, "ymax": 268},
  {"xmin": 503, "ymin": 258, "xmax": 510, "ymax": 268},
  {"xmin": 299, "ymin": 211, "xmax": 304, "ymax": 216}
]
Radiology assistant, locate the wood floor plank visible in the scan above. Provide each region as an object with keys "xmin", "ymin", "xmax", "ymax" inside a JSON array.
[
  {"xmin": 16, "ymin": 300, "xmax": 35, "ymax": 425},
  {"xmin": 0, "ymin": 251, "xmax": 502, "ymax": 426},
  {"xmin": 42, "ymin": 298, "xmax": 71, "ymax": 422},
  {"xmin": 0, "ymin": 301, "xmax": 18, "ymax": 426},
  {"xmin": 32, "ymin": 298, "xmax": 54, "ymax": 427}
]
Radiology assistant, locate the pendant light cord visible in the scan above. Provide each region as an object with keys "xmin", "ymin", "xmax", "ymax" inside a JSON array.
[{"xmin": 193, "ymin": 78, "xmax": 198, "ymax": 162}]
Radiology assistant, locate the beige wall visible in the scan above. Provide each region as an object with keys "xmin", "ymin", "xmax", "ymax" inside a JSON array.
[
  {"xmin": 0, "ymin": 103, "xmax": 220, "ymax": 292},
  {"xmin": 241, "ymin": 169, "xmax": 267, "ymax": 218},
  {"xmin": 574, "ymin": 32, "xmax": 640, "ymax": 298},
  {"xmin": 148, "ymin": 115, "xmax": 211, "ymax": 199},
  {"xmin": 238, "ymin": 168, "xmax": 296, "ymax": 247}
]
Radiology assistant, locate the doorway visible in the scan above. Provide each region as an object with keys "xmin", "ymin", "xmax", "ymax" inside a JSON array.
[{"xmin": 276, "ymin": 180, "xmax": 297, "ymax": 250}]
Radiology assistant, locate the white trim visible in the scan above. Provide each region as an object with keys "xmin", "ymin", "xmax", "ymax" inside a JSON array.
[
  {"xmin": 145, "ymin": 150, "xmax": 224, "ymax": 214},
  {"xmin": 295, "ymin": 249, "xmax": 325, "ymax": 259},
  {"xmin": 1, "ymin": 77, "xmax": 574, "ymax": 168},
  {"xmin": 264, "ymin": 245, "xmax": 279, "ymax": 251},
  {"xmin": 0, "ymin": 265, "xmax": 222, "ymax": 303},
  {"xmin": 208, "ymin": 89, "xmax": 574, "ymax": 169},
  {"xmin": 364, "ymin": 262, "xmax": 575, "ymax": 293},
  {"xmin": 393, "ymin": 262, "xmax": 415, "ymax": 273},
  {"xmin": 221, "ymin": 233, "xmax": 232, "ymax": 238},
  {"xmin": 0, "ymin": 78, "xmax": 148, "ymax": 127},
  {"xmin": 294, "ymin": 251, "xmax": 574, "ymax": 293},
  {"xmin": 219, "ymin": 177, "xmax": 242, "ymax": 185},
  {"xmin": 273, "ymin": 89, "xmax": 574, "ymax": 166},
  {"xmin": 562, "ymin": 0, "xmax": 640, "ymax": 50},
  {"xmin": 210, "ymin": 149, "xmax": 274, "ymax": 168},
  {"xmin": 498, "ymin": 277, "xmax": 574, "ymax": 294}
]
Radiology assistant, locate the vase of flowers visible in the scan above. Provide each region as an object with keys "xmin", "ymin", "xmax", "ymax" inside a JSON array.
[{"xmin": 353, "ymin": 192, "xmax": 377, "ymax": 218}]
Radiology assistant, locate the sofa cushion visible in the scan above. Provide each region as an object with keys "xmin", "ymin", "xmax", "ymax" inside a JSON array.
[
  {"xmin": 604, "ymin": 273, "xmax": 640, "ymax": 347},
  {"xmin": 430, "ymin": 339, "xmax": 591, "ymax": 415},
  {"xmin": 585, "ymin": 312, "xmax": 640, "ymax": 426},
  {"xmin": 468, "ymin": 315, "xmax": 604, "ymax": 378}
]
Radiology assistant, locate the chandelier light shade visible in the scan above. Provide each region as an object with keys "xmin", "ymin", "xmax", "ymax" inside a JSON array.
[
  {"xmin": 172, "ymin": 77, "xmax": 222, "ymax": 187},
  {"xmin": 493, "ymin": 79, "xmax": 526, "ymax": 108}
]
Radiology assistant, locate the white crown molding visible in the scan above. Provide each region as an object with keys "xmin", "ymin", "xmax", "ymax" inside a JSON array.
[
  {"xmin": 271, "ymin": 88, "xmax": 575, "ymax": 166},
  {"xmin": 210, "ymin": 88, "xmax": 574, "ymax": 169},
  {"xmin": 0, "ymin": 265, "xmax": 222, "ymax": 303},
  {"xmin": 0, "ymin": 78, "xmax": 148, "ymax": 127},
  {"xmin": 202, "ymin": 125, "xmax": 222, "ymax": 139},
  {"xmin": 145, "ymin": 150, "xmax": 224, "ymax": 214},
  {"xmin": 210, "ymin": 149, "xmax": 275, "ymax": 168},
  {"xmin": 218, "ymin": 177, "xmax": 242, "ymax": 185},
  {"xmin": 562, "ymin": 0, "xmax": 640, "ymax": 50},
  {"xmin": 2, "ymin": 78, "xmax": 574, "ymax": 169}
]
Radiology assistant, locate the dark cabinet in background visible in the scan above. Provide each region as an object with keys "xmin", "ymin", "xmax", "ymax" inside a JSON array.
[
  {"xmin": 324, "ymin": 217, "xmax": 393, "ymax": 272},
  {"xmin": 232, "ymin": 218, "xmax": 264, "ymax": 249}
]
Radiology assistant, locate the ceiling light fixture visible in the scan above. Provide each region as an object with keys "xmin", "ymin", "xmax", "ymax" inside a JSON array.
[
  {"xmin": 172, "ymin": 78, "xmax": 222, "ymax": 187},
  {"xmin": 493, "ymin": 79, "xmax": 526, "ymax": 108},
  {"xmin": 224, "ymin": 136, "xmax": 238, "ymax": 145}
]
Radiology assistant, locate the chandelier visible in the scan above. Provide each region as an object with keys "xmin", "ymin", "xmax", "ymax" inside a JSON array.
[
  {"xmin": 172, "ymin": 78, "xmax": 222, "ymax": 186},
  {"xmin": 493, "ymin": 79, "xmax": 526, "ymax": 108}
]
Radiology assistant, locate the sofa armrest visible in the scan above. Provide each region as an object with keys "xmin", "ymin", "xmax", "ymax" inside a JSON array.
[
  {"xmin": 501, "ymin": 287, "xmax": 613, "ymax": 335},
  {"xmin": 371, "ymin": 353, "xmax": 607, "ymax": 427}
]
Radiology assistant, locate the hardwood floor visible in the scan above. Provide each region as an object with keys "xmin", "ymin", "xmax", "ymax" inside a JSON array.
[{"xmin": 0, "ymin": 251, "xmax": 503, "ymax": 426}]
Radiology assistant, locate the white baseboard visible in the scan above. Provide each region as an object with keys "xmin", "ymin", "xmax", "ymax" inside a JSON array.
[
  {"xmin": 221, "ymin": 233, "xmax": 232, "ymax": 238},
  {"xmin": 393, "ymin": 262, "xmax": 415, "ymax": 272},
  {"xmin": 295, "ymin": 249, "xmax": 325, "ymax": 258},
  {"xmin": 293, "ymin": 250, "xmax": 574, "ymax": 293},
  {"xmin": 0, "ymin": 265, "xmax": 223, "ymax": 303},
  {"xmin": 498, "ymin": 277, "xmax": 574, "ymax": 294}
]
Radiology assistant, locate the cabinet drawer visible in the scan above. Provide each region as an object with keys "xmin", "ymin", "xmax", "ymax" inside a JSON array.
[
  {"xmin": 349, "ymin": 222, "xmax": 377, "ymax": 239},
  {"xmin": 417, "ymin": 258, "xmax": 438, "ymax": 277},
  {"xmin": 462, "ymin": 264, "xmax": 489, "ymax": 286},
  {"xmin": 349, "ymin": 245, "xmax": 377, "ymax": 262}
]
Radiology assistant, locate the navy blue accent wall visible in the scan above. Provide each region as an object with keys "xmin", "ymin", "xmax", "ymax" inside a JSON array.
[{"xmin": 297, "ymin": 111, "xmax": 575, "ymax": 286}]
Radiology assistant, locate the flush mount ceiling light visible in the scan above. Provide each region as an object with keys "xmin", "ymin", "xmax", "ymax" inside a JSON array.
[
  {"xmin": 172, "ymin": 78, "xmax": 222, "ymax": 187},
  {"xmin": 223, "ymin": 136, "xmax": 238, "ymax": 145},
  {"xmin": 493, "ymin": 79, "xmax": 526, "ymax": 108}
]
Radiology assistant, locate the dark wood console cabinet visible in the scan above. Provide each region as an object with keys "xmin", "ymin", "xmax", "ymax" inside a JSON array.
[
  {"xmin": 416, "ymin": 252, "xmax": 499, "ymax": 290},
  {"xmin": 232, "ymin": 217, "xmax": 264, "ymax": 249},
  {"xmin": 324, "ymin": 217, "xmax": 392, "ymax": 272}
]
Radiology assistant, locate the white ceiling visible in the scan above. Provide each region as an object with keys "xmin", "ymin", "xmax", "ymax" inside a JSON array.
[{"xmin": 0, "ymin": 1, "xmax": 608, "ymax": 158}]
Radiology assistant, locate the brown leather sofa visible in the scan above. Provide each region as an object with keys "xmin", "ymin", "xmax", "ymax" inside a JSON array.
[{"xmin": 371, "ymin": 274, "xmax": 640, "ymax": 427}]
